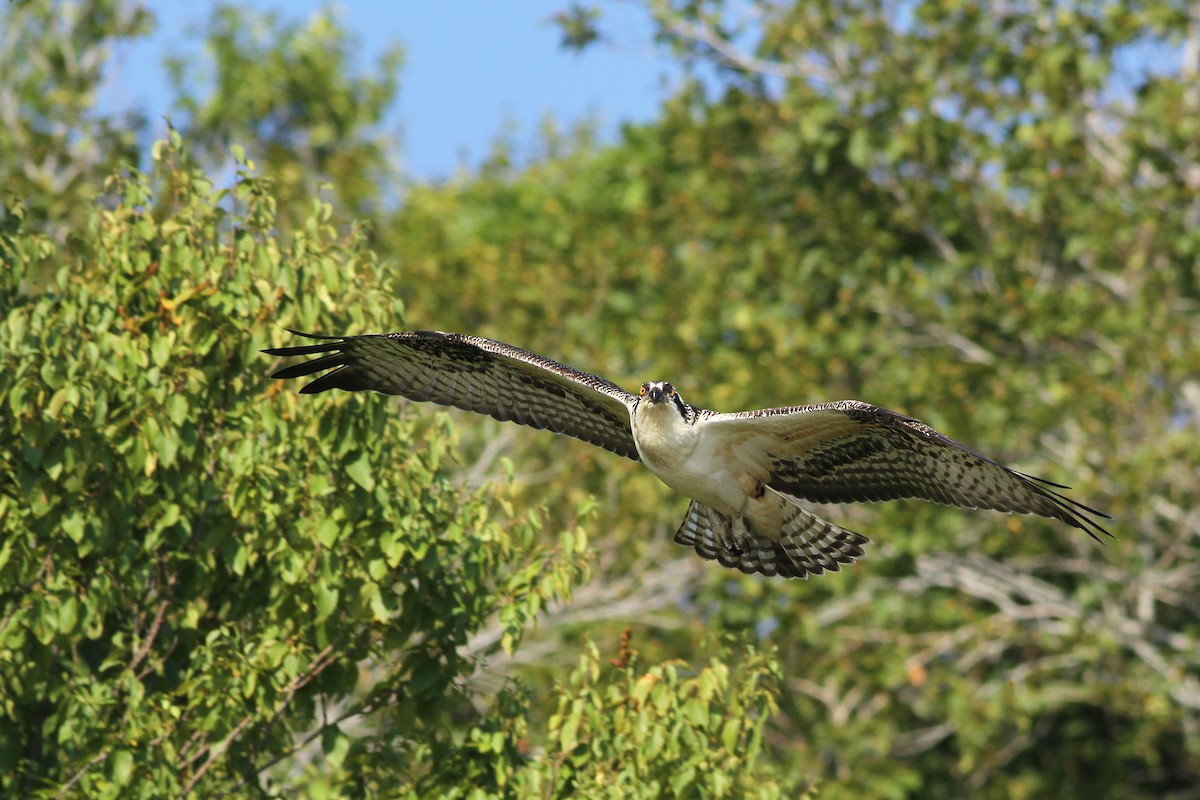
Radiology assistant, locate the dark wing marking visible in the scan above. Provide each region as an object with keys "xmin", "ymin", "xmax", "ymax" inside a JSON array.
[
  {"xmin": 264, "ymin": 330, "xmax": 640, "ymax": 460},
  {"xmin": 705, "ymin": 400, "xmax": 1112, "ymax": 541}
]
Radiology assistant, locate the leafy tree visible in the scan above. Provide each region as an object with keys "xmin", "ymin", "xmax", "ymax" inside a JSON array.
[
  {"xmin": 0, "ymin": 133, "xmax": 788, "ymax": 797},
  {"xmin": 380, "ymin": 1, "xmax": 1198, "ymax": 796},
  {"xmin": 4, "ymin": 0, "xmax": 1198, "ymax": 797},
  {"xmin": 166, "ymin": 4, "xmax": 403, "ymax": 228},
  {"xmin": 0, "ymin": 0, "xmax": 151, "ymax": 242}
]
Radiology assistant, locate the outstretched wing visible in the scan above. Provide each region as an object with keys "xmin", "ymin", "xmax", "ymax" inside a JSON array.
[
  {"xmin": 703, "ymin": 400, "xmax": 1112, "ymax": 541},
  {"xmin": 264, "ymin": 330, "xmax": 640, "ymax": 460}
]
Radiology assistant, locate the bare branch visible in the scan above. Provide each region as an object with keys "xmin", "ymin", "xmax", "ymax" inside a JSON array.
[
  {"xmin": 890, "ymin": 721, "xmax": 955, "ymax": 757},
  {"xmin": 872, "ymin": 301, "xmax": 997, "ymax": 365},
  {"xmin": 53, "ymin": 750, "xmax": 110, "ymax": 799},
  {"xmin": 646, "ymin": 0, "xmax": 845, "ymax": 98}
]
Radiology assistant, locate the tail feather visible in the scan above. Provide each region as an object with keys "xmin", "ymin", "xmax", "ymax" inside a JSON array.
[
  {"xmin": 673, "ymin": 493, "xmax": 870, "ymax": 580},
  {"xmin": 675, "ymin": 500, "xmax": 721, "ymax": 561},
  {"xmin": 774, "ymin": 488, "xmax": 870, "ymax": 573}
]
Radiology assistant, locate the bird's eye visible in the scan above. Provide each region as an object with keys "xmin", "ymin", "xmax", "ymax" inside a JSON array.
[
  {"xmin": 639, "ymin": 385, "xmax": 647, "ymax": 396},
  {"xmin": 667, "ymin": 387, "xmax": 675, "ymax": 398}
]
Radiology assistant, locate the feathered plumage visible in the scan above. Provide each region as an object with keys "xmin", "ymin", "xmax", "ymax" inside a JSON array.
[{"xmin": 265, "ymin": 329, "xmax": 1112, "ymax": 579}]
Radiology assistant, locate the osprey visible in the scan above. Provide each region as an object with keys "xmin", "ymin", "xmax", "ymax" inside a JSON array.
[{"xmin": 264, "ymin": 330, "xmax": 1111, "ymax": 579}]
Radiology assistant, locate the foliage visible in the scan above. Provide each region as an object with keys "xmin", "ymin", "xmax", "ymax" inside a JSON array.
[
  {"xmin": 398, "ymin": 1, "xmax": 1198, "ymax": 796},
  {"xmin": 525, "ymin": 642, "xmax": 791, "ymax": 799},
  {"xmin": 3, "ymin": 0, "xmax": 1199, "ymax": 797},
  {"xmin": 166, "ymin": 4, "xmax": 403, "ymax": 228},
  {"xmin": 0, "ymin": 0, "xmax": 150, "ymax": 241},
  {"xmin": 0, "ymin": 129, "xmax": 788, "ymax": 796}
]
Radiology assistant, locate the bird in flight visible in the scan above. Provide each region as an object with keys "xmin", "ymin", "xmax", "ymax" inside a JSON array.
[{"xmin": 264, "ymin": 329, "xmax": 1111, "ymax": 579}]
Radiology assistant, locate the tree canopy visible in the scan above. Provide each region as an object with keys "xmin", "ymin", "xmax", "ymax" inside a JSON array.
[{"xmin": 2, "ymin": 0, "xmax": 1197, "ymax": 797}]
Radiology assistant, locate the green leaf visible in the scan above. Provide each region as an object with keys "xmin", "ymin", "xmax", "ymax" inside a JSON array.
[
  {"xmin": 367, "ymin": 557, "xmax": 388, "ymax": 582},
  {"xmin": 670, "ymin": 765, "xmax": 696, "ymax": 796},
  {"xmin": 62, "ymin": 511, "xmax": 86, "ymax": 543},
  {"xmin": 847, "ymin": 127, "xmax": 872, "ymax": 169},
  {"xmin": 315, "ymin": 517, "xmax": 340, "ymax": 548},
  {"xmin": 344, "ymin": 452, "xmax": 374, "ymax": 491},
  {"xmin": 314, "ymin": 583, "xmax": 339, "ymax": 621},
  {"xmin": 151, "ymin": 333, "xmax": 172, "ymax": 368},
  {"xmin": 110, "ymin": 749, "xmax": 134, "ymax": 785},
  {"xmin": 321, "ymin": 724, "xmax": 350, "ymax": 768},
  {"xmin": 57, "ymin": 595, "xmax": 79, "ymax": 634},
  {"xmin": 167, "ymin": 393, "xmax": 188, "ymax": 426}
]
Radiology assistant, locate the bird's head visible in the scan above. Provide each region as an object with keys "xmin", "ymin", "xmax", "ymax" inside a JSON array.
[{"xmin": 639, "ymin": 380, "xmax": 686, "ymax": 411}]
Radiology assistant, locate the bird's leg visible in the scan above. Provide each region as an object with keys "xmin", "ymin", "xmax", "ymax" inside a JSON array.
[
  {"xmin": 713, "ymin": 514, "xmax": 759, "ymax": 560},
  {"xmin": 723, "ymin": 477, "xmax": 767, "ymax": 555},
  {"xmin": 708, "ymin": 509, "xmax": 743, "ymax": 556},
  {"xmin": 729, "ymin": 516, "xmax": 756, "ymax": 557}
]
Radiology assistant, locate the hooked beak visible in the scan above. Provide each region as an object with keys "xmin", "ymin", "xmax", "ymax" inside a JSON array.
[{"xmin": 647, "ymin": 385, "xmax": 664, "ymax": 403}]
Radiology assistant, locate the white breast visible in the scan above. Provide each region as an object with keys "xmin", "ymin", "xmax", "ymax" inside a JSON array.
[{"xmin": 632, "ymin": 402, "xmax": 747, "ymax": 513}]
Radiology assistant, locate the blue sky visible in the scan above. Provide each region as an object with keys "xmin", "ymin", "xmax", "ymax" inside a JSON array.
[{"xmin": 105, "ymin": 1, "xmax": 680, "ymax": 180}]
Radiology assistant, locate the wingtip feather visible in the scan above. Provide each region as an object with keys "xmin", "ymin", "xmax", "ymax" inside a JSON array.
[
  {"xmin": 262, "ymin": 330, "xmax": 346, "ymax": 357},
  {"xmin": 284, "ymin": 328, "xmax": 341, "ymax": 340}
]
